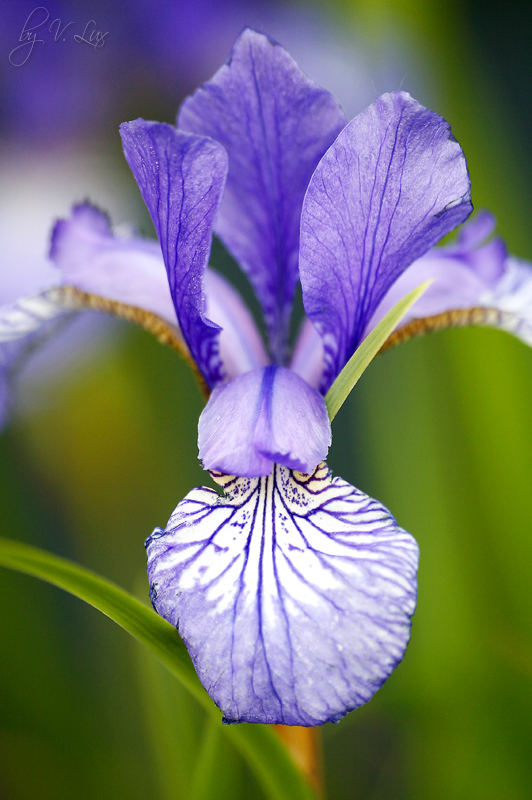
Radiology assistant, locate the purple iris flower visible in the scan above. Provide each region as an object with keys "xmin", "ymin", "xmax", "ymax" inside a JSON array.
[
  {"xmin": 2, "ymin": 29, "xmax": 532, "ymax": 725},
  {"xmin": 119, "ymin": 29, "xmax": 466, "ymax": 725}
]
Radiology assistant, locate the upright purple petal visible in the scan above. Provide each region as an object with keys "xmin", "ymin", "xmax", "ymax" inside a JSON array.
[
  {"xmin": 178, "ymin": 28, "xmax": 346, "ymax": 362},
  {"xmin": 299, "ymin": 91, "xmax": 472, "ymax": 390},
  {"xmin": 146, "ymin": 463, "xmax": 419, "ymax": 725},
  {"xmin": 120, "ymin": 120, "xmax": 228, "ymax": 388},
  {"xmin": 198, "ymin": 366, "xmax": 331, "ymax": 477}
]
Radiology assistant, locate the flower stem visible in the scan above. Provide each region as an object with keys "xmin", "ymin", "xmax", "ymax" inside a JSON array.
[{"xmin": 272, "ymin": 726, "xmax": 323, "ymax": 797}]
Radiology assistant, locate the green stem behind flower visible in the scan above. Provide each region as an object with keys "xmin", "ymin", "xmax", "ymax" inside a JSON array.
[{"xmin": 273, "ymin": 726, "xmax": 323, "ymax": 797}]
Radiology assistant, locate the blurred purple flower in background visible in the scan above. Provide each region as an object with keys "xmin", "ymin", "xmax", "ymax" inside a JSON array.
[
  {"xmin": 1, "ymin": 0, "xmax": 421, "ymax": 142},
  {"xmin": 2, "ymin": 23, "xmax": 531, "ymax": 727}
]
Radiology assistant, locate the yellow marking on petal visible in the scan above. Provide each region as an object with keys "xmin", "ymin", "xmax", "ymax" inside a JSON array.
[
  {"xmin": 52, "ymin": 286, "xmax": 209, "ymax": 398},
  {"xmin": 380, "ymin": 306, "xmax": 506, "ymax": 353}
]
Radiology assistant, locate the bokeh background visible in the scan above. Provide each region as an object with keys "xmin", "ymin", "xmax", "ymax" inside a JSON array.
[{"xmin": 1, "ymin": 0, "xmax": 531, "ymax": 798}]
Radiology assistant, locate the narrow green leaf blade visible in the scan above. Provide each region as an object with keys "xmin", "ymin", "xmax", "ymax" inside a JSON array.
[
  {"xmin": 0, "ymin": 538, "xmax": 317, "ymax": 800},
  {"xmin": 189, "ymin": 716, "xmax": 222, "ymax": 800},
  {"xmin": 325, "ymin": 281, "xmax": 431, "ymax": 421},
  {"xmin": 0, "ymin": 537, "xmax": 202, "ymax": 697}
]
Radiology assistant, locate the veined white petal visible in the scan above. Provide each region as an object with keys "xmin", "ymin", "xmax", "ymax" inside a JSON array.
[{"xmin": 146, "ymin": 463, "xmax": 418, "ymax": 726}]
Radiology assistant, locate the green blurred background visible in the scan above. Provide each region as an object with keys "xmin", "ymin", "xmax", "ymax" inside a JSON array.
[{"xmin": 1, "ymin": 0, "xmax": 531, "ymax": 798}]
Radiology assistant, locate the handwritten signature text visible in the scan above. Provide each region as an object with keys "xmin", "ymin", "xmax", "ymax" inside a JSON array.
[{"xmin": 9, "ymin": 6, "xmax": 109, "ymax": 67}]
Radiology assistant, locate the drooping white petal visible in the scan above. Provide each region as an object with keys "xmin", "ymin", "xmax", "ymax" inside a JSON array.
[
  {"xmin": 0, "ymin": 291, "xmax": 73, "ymax": 425},
  {"xmin": 479, "ymin": 257, "xmax": 532, "ymax": 346},
  {"xmin": 0, "ymin": 291, "xmax": 66, "ymax": 343},
  {"xmin": 146, "ymin": 463, "xmax": 418, "ymax": 726}
]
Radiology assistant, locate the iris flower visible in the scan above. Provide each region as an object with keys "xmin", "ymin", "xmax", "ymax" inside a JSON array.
[{"xmin": 2, "ymin": 29, "xmax": 531, "ymax": 725}]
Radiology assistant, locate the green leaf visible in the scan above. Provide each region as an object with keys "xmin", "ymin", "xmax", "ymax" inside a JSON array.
[
  {"xmin": 0, "ymin": 538, "xmax": 317, "ymax": 800},
  {"xmin": 325, "ymin": 281, "xmax": 431, "ymax": 421},
  {"xmin": 188, "ymin": 716, "xmax": 223, "ymax": 800},
  {"xmin": 133, "ymin": 574, "xmax": 203, "ymax": 800}
]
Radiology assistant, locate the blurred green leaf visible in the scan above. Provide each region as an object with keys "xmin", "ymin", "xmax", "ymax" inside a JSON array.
[
  {"xmin": 0, "ymin": 538, "xmax": 317, "ymax": 800},
  {"xmin": 134, "ymin": 577, "xmax": 204, "ymax": 800},
  {"xmin": 325, "ymin": 281, "xmax": 430, "ymax": 421},
  {"xmin": 188, "ymin": 717, "xmax": 222, "ymax": 800}
]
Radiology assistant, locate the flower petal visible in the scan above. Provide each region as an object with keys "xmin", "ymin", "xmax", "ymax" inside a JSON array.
[
  {"xmin": 178, "ymin": 28, "xmax": 346, "ymax": 362},
  {"xmin": 289, "ymin": 318, "xmax": 324, "ymax": 389},
  {"xmin": 455, "ymin": 209, "xmax": 500, "ymax": 253},
  {"xmin": 51, "ymin": 203, "xmax": 268, "ymax": 379},
  {"xmin": 367, "ymin": 212, "xmax": 506, "ymax": 330},
  {"xmin": 0, "ymin": 292, "xmax": 67, "ymax": 344},
  {"xmin": 367, "ymin": 213, "xmax": 532, "ymax": 349},
  {"xmin": 0, "ymin": 338, "xmax": 25, "ymax": 427},
  {"xmin": 50, "ymin": 202, "xmax": 177, "ymax": 322},
  {"xmin": 146, "ymin": 463, "xmax": 419, "ymax": 725},
  {"xmin": 198, "ymin": 366, "xmax": 331, "ymax": 477},
  {"xmin": 0, "ymin": 367, "xmax": 9, "ymax": 427},
  {"xmin": 480, "ymin": 257, "xmax": 532, "ymax": 346},
  {"xmin": 448, "ymin": 210, "xmax": 506, "ymax": 284},
  {"xmin": 205, "ymin": 271, "xmax": 269, "ymax": 378},
  {"xmin": 0, "ymin": 293, "xmax": 72, "ymax": 428},
  {"xmin": 120, "ymin": 120, "xmax": 228, "ymax": 388},
  {"xmin": 299, "ymin": 91, "xmax": 472, "ymax": 390}
]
